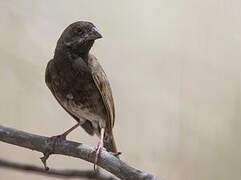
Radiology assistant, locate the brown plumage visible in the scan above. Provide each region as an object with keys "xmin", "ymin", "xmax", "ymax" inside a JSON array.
[{"xmin": 45, "ymin": 21, "xmax": 118, "ymax": 159}]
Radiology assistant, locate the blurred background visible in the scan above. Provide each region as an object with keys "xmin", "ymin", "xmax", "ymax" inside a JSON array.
[{"xmin": 0, "ymin": 0, "xmax": 241, "ymax": 180}]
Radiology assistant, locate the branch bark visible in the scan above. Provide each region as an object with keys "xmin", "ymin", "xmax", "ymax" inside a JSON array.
[{"xmin": 0, "ymin": 125, "xmax": 161, "ymax": 180}]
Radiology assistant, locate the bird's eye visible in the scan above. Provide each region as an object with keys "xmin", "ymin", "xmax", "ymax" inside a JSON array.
[{"xmin": 76, "ymin": 28, "xmax": 82, "ymax": 33}]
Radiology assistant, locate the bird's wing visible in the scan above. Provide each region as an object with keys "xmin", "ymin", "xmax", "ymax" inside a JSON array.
[{"xmin": 88, "ymin": 55, "xmax": 115, "ymax": 132}]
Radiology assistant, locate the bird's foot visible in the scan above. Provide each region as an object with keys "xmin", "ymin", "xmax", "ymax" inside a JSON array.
[
  {"xmin": 92, "ymin": 128, "xmax": 105, "ymax": 171},
  {"xmin": 47, "ymin": 134, "xmax": 67, "ymax": 153},
  {"xmin": 40, "ymin": 134, "xmax": 66, "ymax": 171},
  {"xmin": 93, "ymin": 141, "xmax": 105, "ymax": 171},
  {"xmin": 49, "ymin": 134, "xmax": 67, "ymax": 143}
]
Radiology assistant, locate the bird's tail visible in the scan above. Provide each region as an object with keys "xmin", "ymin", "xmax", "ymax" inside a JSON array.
[{"xmin": 104, "ymin": 131, "xmax": 118, "ymax": 157}]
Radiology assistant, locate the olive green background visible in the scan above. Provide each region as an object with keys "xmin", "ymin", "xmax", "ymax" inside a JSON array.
[{"xmin": 0, "ymin": 1, "xmax": 241, "ymax": 180}]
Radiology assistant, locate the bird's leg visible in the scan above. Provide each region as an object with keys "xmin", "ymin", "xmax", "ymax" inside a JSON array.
[
  {"xmin": 48, "ymin": 122, "xmax": 82, "ymax": 152},
  {"xmin": 62, "ymin": 122, "xmax": 82, "ymax": 138},
  {"xmin": 41, "ymin": 122, "xmax": 82, "ymax": 170},
  {"xmin": 94, "ymin": 127, "xmax": 105, "ymax": 170}
]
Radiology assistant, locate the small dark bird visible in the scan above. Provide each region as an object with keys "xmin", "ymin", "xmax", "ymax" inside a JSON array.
[{"xmin": 45, "ymin": 21, "xmax": 118, "ymax": 165}]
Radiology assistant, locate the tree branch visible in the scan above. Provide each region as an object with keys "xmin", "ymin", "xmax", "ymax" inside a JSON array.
[{"xmin": 0, "ymin": 125, "xmax": 161, "ymax": 180}]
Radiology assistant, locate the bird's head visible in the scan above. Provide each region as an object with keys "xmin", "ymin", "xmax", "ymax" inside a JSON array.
[{"xmin": 57, "ymin": 21, "xmax": 102, "ymax": 55}]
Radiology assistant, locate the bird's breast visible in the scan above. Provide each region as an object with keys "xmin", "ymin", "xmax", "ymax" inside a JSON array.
[{"xmin": 51, "ymin": 61, "xmax": 107, "ymax": 127}]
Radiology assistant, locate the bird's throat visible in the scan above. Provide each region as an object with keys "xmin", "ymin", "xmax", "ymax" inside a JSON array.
[{"xmin": 73, "ymin": 40, "xmax": 95, "ymax": 61}]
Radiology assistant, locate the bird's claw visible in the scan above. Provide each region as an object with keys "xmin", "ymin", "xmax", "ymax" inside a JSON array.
[
  {"xmin": 46, "ymin": 134, "xmax": 67, "ymax": 154},
  {"xmin": 93, "ymin": 142, "xmax": 105, "ymax": 171},
  {"xmin": 49, "ymin": 134, "xmax": 66, "ymax": 143}
]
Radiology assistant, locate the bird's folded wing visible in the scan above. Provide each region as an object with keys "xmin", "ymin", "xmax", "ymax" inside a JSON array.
[{"xmin": 89, "ymin": 55, "xmax": 115, "ymax": 131}]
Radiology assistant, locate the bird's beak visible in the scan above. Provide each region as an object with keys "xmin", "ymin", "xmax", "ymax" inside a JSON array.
[{"xmin": 86, "ymin": 27, "xmax": 103, "ymax": 40}]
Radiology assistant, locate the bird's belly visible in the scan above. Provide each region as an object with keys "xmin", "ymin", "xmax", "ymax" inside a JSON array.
[
  {"xmin": 63, "ymin": 96, "xmax": 102, "ymax": 123},
  {"xmin": 53, "ymin": 82, "xmax": 107, "ymax": 129}
]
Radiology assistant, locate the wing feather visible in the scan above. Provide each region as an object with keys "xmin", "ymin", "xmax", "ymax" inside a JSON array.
[{"xmin": 88, "ymin": 55, "xmax": 115, "ymax": 132}]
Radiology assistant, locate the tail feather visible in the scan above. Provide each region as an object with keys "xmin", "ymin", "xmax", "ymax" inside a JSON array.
[{"xmin": 104, "ymin": 132, "xmax": 118, "ymax": 157}]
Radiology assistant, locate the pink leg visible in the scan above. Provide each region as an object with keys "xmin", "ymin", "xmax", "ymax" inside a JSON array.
[
  {"xmin": 62, "ymin": 122, "xmax": 81, "ymax": 137},
  {"xmin": 49, "ymin": 122, "xmax": 81, "ymax": 152},
  {"xmin": 94, "ymin": 128, "xmax": 105, "ymax": 170}
]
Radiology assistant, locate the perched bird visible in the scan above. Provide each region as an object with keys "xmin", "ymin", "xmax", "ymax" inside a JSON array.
[{"xmin": 45, "ymin": 21, "xmax": 118, "ymax": 165}]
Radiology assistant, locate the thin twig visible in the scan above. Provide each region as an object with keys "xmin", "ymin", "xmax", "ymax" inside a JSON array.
[{"xmin": 0, "ymin": 125, "xmax": 161, "ymax": 180}]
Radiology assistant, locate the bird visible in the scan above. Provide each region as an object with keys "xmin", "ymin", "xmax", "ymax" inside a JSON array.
[{"xmin": 45, "ymin": 21, "xmax": 118, "ymax": 166}]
